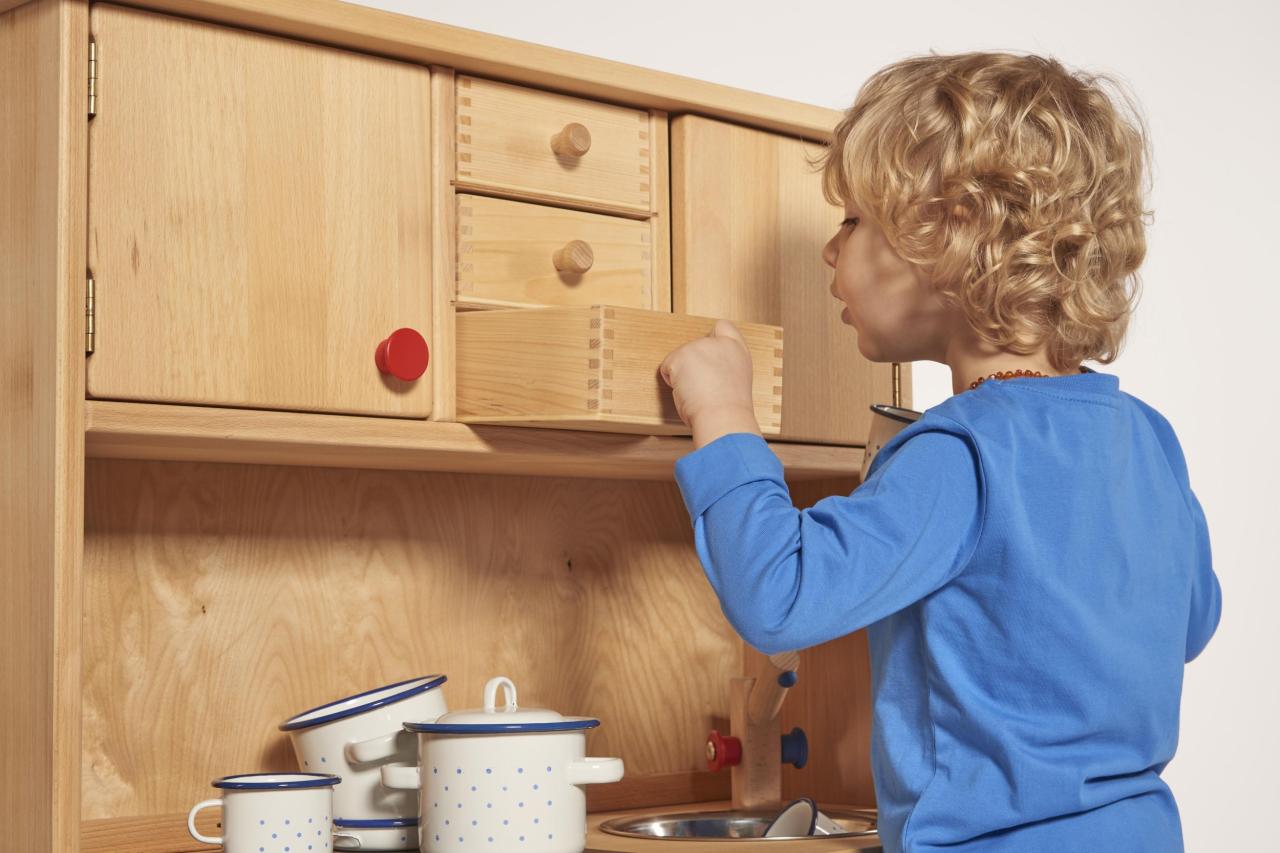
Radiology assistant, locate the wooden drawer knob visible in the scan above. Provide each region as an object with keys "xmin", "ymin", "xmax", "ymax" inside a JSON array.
[
  {"xmin": 375, "ymin": 327, "xmax": 430, "ymax": 381},
  {"xmin": 552, "ymin": 240, "xmax": 594, "ymax": 274},
  {"xmin": 550, "ymin": 122, "xmax": 592, "ymax": 157}
]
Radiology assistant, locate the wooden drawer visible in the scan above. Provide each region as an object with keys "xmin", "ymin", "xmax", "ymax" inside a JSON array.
[
  {"xmin": 456, "ymin": 305, "xmax": 783, "ymax": 435},
  {"xmin": 456, "ymin": 75, "xmax": 656, "ymax": 216},
  {"xmin": 456, "ymin": 194, "xmax": 658, "ymax": 310}
]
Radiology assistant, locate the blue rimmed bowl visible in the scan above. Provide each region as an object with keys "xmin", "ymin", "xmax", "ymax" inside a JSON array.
[
  {"xmin": 334, "ymin": 816, "xmax": 419, "ymax": 851},
  {"xmin": 279, "ymin": 675, "xmax": 448, "ymax": 836}
]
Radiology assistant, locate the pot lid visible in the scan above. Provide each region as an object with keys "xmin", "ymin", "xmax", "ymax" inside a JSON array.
[{"xmin": 404, "ymin": 676, "xmax": 599, "ymax": 734}]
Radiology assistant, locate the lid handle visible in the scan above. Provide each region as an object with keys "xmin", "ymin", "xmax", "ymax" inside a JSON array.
[{"xmin": 483, "ymin": 676, "xmax": 518, "ymax": 713}]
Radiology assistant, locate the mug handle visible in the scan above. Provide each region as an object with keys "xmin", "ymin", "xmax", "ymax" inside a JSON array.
[
  {"xmin": 345, "ymin": 730, "xmax": 405, "ymax": 764},
  {"xmin": 334, "ymin": 832, "xmax": 363, "ymax": 848},
  {"xmin": 380, "ymin": 764, "xmax": 421, "ymax": 790},
  {"xmin": 565, "ymin": 757, "xmax": 624, "ymax": 786},
  {"xmin": 187, "ymin": 798, "xmax": 223, "ymax": 846}
]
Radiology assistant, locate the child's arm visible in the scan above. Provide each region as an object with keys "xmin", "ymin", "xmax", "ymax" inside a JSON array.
[
  {"xmin": 1184, "ymin": 487, "xmax": 1222, "ymax": 662},
  {"xmin": 673, "ymin": 426, "xmax": 983, "ymax": 654}
]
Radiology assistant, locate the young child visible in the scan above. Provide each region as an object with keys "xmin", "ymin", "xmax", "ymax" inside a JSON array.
[{"xmin": 659, "ymin": 51, "xmax": 1222, "ymax": 853}]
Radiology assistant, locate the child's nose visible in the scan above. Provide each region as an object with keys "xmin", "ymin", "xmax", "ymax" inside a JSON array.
[{"xmin": 821, "ymin": 234, "xmax": 839, "ymax": 269}]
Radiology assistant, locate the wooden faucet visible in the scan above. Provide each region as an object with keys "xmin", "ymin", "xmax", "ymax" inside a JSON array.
[{"xmin": 706, "ymin": 651, "xmax": 804, "ymax": 810}]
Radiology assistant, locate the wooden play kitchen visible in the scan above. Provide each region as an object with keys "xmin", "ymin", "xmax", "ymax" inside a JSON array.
[{"xmin": 2, "ymin": 0, "xmax": 913, "ymax": 850}]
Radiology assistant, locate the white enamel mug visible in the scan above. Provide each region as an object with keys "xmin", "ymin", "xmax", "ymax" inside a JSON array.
[
  {"xmin": 279, "ymin": 675, "xmax": 448, "ymax": 849},
  {"xmin": 383, "ymin": 676, "xmax": 624, "ymax": 853},
  {"xmin": 187, "ymin": 773, "xmax": 353, "ymax": 853}
]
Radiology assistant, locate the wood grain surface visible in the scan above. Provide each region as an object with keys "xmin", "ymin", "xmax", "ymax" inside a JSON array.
[
  {"xmin": 456, "ymin": 195, "xmax": 656, "ymax": 311},
  {"xmin": 455, "ymin": 305, "xmax": 783, "ymax": 435},
  {"xmin": 672, "ymin": 116, "xmax": 899, "ymax": 446},
  {"xmin": 1, "ymin": 1, "xmax": 88, "ymax": 850},
  {"xmin": 86, "ymin": 3, "xmax": 434, "ymax": 417},
  {"xmin": 456, "ymin": 74, "xmax": 655, "ymax": 216},
  {"xmin": 81, "ymin": 458, "xmax": 743, "ymax": 820},
  {"xmin": 83, "ymin": 400, "xmax": 868, "ymax": 481}
]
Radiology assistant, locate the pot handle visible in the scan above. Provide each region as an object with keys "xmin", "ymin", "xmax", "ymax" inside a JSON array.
[
  {"xmin": 484, "ymin": 676, "xmax": 517, "ymax": 711},
  {"xmin": 565, "ymin": 757, "xmax": 624, "ymax": 786},
  {"xmin": 333, "ymin": 832, "xmax": 362, "ymax": 848},
  {"xmin": 345, "ymin": 730, "xmax": 407, "ymax": 764},
  {"xmin": 186, "ymin": 798, "xmax": 223, "ymax": 846},
  {"xmin": 380, "ymin": 764, "xmax": 422, "ymax": 790}
]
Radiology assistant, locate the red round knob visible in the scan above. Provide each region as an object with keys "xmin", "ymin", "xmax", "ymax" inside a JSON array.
[
  {"xmin": 375, "ymin": 328, "xmax": 430, "ymax": 381},
  {"xmin": 706, "ymin": 729, "xmax": 742, "ymax": 772}
]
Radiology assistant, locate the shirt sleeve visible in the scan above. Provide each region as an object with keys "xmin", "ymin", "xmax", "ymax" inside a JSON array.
[
  {"xmin": 673, "ymin": 428, "xmax": 984, "ymax": 654},
  {"xmin": 1184, "ymin": 487, "xmax": 1223, "ymax": 663}
]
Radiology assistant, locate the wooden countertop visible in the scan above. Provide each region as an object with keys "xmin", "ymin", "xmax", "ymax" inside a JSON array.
[{"xmin": 586, "ymin": 801, "xmax": 883, "ymax": 852}]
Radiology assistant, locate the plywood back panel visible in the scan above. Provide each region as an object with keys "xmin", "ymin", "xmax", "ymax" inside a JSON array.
[{"xmin": 81, "ymin": 459, "xmax": 742, "ymax": 820}]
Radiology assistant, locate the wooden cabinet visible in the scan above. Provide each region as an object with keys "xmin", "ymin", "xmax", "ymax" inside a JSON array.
[
  {"xmin": 672, "ymin": 115, "xmax": 898, "ymax": 446},
  {"xmin": 85, "ymin": 3, "xmax": 434, "ymax": 418},
  {"xmin": 4, "ymin": 2, "xmax": 901, "ymax": 851}
]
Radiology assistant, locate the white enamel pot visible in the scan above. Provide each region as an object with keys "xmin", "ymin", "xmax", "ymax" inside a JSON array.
[
  {"xmin": 382, "ymin": 676, "xmax": 624, "ymax": 853},
  {"xmin": 280, "ymin": 675, "xmax": 449, "ymax": 849}
]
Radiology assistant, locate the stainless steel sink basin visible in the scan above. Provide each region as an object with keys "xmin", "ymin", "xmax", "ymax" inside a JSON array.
[{"xmin": 599, "ymin": 805, "xmax": 880, "ymax": 845}]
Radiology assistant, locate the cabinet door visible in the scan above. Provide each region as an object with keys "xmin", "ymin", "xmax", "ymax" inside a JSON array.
[
  {"xmin": 87, "ymin": 3, "xmax": 433, "ymax": 418},
  {"xmin": 672, "ymin": 116, "xmax": 897, "ymax": 446}
]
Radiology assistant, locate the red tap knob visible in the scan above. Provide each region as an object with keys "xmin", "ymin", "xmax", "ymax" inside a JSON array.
[
  {"xmin": 706, "ymin": 729, "xmax": 742, "ymax": 772},
  {"xmin": 375, "ymin": 328, "xmax": 430, "ymax": 381}
]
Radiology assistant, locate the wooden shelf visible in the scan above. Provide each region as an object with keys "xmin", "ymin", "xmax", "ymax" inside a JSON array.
[
  {"xmin": 84, "ymin": 401, "xmax": 866, "ymax": 481},
  {"xmin": 81, "ymin": 799, "xmax": 880, "ymax": 853}
]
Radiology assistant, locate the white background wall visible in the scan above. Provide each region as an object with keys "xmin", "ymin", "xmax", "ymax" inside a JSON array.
[{"xmin": 349, "ymin": 1, "xmax": 1278, "ymax": 846}]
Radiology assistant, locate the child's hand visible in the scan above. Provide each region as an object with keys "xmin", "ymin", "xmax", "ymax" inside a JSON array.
[{"xmin": 660, "ymin": 320, "xmax": 762, "ymax": 448}]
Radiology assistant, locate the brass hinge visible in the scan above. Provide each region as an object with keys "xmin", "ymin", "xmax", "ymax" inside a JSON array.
[
  {"xmin": 88, "ymin": 36, "xmax": 96, "ymax": 119},
  {"xmin": 85, "ymin": 272, "xmax": 95, "ymax": 355}
]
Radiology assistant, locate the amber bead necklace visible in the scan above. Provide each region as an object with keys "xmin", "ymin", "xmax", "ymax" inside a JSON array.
[{"xmin": 967, "ymin": 366, "xmax": 1087, "ymax": 391}]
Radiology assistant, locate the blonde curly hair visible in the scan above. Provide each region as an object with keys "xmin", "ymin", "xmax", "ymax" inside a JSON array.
[{"xmin": 815, "ymin": 51, "xmax": 1154, "ymax": 370}]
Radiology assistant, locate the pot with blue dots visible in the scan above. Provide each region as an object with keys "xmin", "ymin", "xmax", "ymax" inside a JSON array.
[
  {"xmin": 382, "ymin": 676, "xmax": 625, "ymax": 853},
  {"xmin": 279, "ymin": 674, "xmax": 449, "ymax": 849}
]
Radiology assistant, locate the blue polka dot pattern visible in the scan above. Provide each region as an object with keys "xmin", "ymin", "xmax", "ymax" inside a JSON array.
[{"xmin": 427, "ymin": 763, "xmax": 569, "ymax": 848}]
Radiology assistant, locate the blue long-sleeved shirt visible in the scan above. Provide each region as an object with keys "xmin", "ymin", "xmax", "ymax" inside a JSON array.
[{"xmin": 673, "ymin": 367, "xmax": 1222, "ymax": 853}]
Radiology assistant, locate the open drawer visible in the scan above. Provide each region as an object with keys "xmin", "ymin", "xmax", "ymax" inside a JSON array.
[{"xmin": 456, "ymin": 305, "xmax": 783, "ymax": 435}]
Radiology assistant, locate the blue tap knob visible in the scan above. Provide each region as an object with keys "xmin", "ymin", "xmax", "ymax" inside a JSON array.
[{"xmin": 781, "ymin": 726, "xmax": 808, "ymax": 769}]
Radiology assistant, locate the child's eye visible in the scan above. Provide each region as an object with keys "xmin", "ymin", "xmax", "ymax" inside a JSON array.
[{"xmin": 840, "ymin": 217, "xmax": 859, "ymax": 230}]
